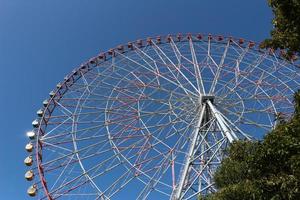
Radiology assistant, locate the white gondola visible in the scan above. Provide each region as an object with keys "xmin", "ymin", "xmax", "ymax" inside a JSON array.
[
  {"xmin": 49, "ymin": 91, "xmax": 55, "ymax": 97},
  {"xmin": 24, "ymin": 156, "xmax": 33, "ymax": 166},
  {"xmin": 42, "ymin": 99, "xmax": 49, "ymax": 107},
  {"xmin": 36, "ymin": 109, "xmax": 43, "ymax": 117},
  {"xmin": 32, "ymin": 120, "xmax": 39, "ymax": 128},
  {"xmin": 25, "ymin": 143, "xmax": 34, "ymax": 152},
  {"xmin": 72, "ymin": 69, "xmax": 78, "ymax": 75},
  {"xmin": 25, "ymin": 170, "xmax": 34, "ymax": 181},
  {"xmin": 27, "ymin": 185, "xmax": 37, "ymax": 197},
  {"xmin": 27, "ymin": 131, "xmax": 35, "ymax": 139}
]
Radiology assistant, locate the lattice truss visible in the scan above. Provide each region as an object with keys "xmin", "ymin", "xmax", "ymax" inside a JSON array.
[{"xmin": 24, "ymin": 34, "xmax": 300, "ymax": 200}]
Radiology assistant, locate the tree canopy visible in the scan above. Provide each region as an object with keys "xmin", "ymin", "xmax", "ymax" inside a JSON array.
[
  {"xmin": 260, "ymin": 0, "xmax": 300, "ymax": 60},
  {"xmin": 200, "ymin": 91, "xmax": 300, "ymax": 200}
]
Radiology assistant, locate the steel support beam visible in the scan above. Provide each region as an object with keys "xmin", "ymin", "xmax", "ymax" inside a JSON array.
[
  {"xmin": 172, "ymin": 99, "xmax": 238, "ymax": 200},
  {"xmin": 172, "ymin": 104, "xmax": 206, "ymax": 200}
]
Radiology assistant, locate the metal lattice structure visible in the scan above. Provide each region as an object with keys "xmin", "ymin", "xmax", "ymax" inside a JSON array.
[{"xmin": 24, "ymin": 33, "xmax": 300, "ymax": 200}]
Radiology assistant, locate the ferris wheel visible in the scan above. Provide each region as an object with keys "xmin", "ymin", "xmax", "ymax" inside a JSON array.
[{"xmin": 24, "ymin": 33, "xmax": 300, "ymax": 200}]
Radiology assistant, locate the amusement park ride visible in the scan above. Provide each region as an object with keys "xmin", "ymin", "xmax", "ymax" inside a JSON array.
[{"xmin": 24, "ymin": 33, "xmax": 300, "ymax": 200}]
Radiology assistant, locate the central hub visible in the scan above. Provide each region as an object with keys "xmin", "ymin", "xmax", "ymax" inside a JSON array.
[{"xmin": 201, "ymin": 94, "xmax": 215, "ymax": 103}]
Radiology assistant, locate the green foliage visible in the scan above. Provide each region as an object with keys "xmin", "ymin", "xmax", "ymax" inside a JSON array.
[
  {"xmin": 202, "ymin": 91, "xmax": 300, "ymax": 200},
  {"xmin": 260, "ymin": 0, "xmax": 300, "ymax": 60}
]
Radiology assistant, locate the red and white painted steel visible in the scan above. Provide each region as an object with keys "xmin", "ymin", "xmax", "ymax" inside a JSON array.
[{"xmin": 24, "ymin": 33, "xmax": 300, "ymax": 200}]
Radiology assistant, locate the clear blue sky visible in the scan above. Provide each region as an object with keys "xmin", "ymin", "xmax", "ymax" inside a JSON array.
[{"xmin": 0, "ymin": 0, "xmax": 272, "ymax": 199}]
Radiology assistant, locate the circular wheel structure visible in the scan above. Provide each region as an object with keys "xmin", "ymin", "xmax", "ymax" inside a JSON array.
[{"xmin": 24, "ymin": 33, "xmax": 300, "ymax": 200}]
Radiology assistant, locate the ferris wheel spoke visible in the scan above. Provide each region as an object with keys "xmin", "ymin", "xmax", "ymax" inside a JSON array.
[
  {"xmin": 139, "ymin": 117, "xmax": 172, "ymax": 150},
  {"xmin": 42, "ymin": 117, "xmax": 74, "ymax": 138},
  {"xmin": 79, "ymin": 71, "xmax": 92, "ymax": 93},
  {"xmin": 109, "ymin": 142, "xmax": 173, "ymax": 191},
  {"xmin": 42, "ymin": 141, "xmax": 74, "ymax": 153},
  {"xmin": 220, "ymin": 103, "xmax": 273, "ymax": 116},
  {"xmin": 219, "ymin": 106, "xmax": 273, "ymax": 130},
  {"xmin": 188, "ymin": 37, "xmax": 205, "ymax": 94},
  {"xmin": 151, "ymin": 43, "xmax": 200, "ymax": 97},
  {"xmin": 233, "ymin": 45, "xmax": 250, "ymax": 84},
  {"xmin": 48, "ymin": 144, "xmax": 155, "ymax": 198},
  {"xmin": 41, "ymin": 124, "xmax": 108, "ymax": 141},
  {"xmin": 168, "ymin": 117, "xmax": 198, "ymax": 156},
  {"xmin": 110, "ymin": 130, "xmax": 170, "ymax": 170},
  {"xmin": 168, "ymin": 40, "xmax": 203, "ymax": 83},
  {"xmin": 136, "ymin": 153, "xmax": 173, "ymax": 199},
  {"xmin": 240, "ymin": 70, "xmax": 290, "ymax": 105},
  {"xmin": 41, "ymin": 139, "xmax": 112, "ymax": 170},
  {"xmin": 49, "ymin": 154, "xmax": 76, "ymax": 191},
  {"xmin": 105, "ymin": 171, "xmax": 136, "ymax": 198},
  {"xmin": 231, "ymin": 53, "xmax": 268, "ymax": 90},
  {"xmin": 54, "ymin": 100, "xmax": 76, "ymax": 116},
  {"xmin": 116, "ymin": 48, "xmax": 198, "ymax": 98},
  {"xmin": 169, "ymin": 38, "xmax": 183, "ymax": 68},
  {"xmin": 214, "ymin": 51, "xmax": 268, "ymax": 97},
  {"xmin": 52, "ymin": 164, "xmax": 116, "ymax": 199},
  {"xmin": 209, "ymin": 40, "xmax": 230, "ymax": 94},
  {"xmin": 132, "ymin": 44, "xmax": 162, "ymax": 86},
  {"xmin": 225, "ymin": 90, "xmax": 276, "ymax": 123}
]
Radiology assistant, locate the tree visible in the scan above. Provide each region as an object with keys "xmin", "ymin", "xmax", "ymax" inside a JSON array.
[
  {"xmin": 260, "ymin": 0, "xmax": 300, "ymax": 60},
  {"xmin": 201, "ymin": 91, "xmax": 300, "ymax": 200}
]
